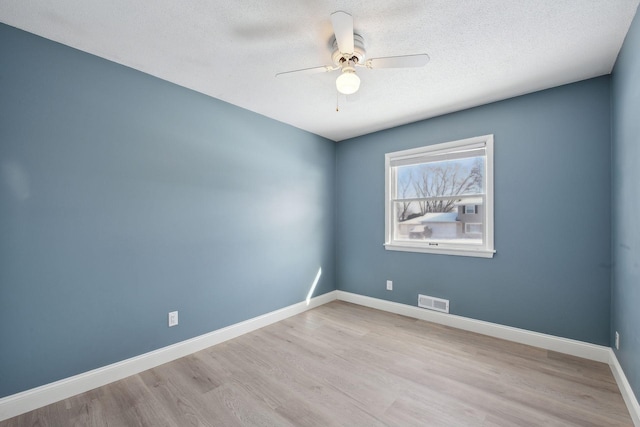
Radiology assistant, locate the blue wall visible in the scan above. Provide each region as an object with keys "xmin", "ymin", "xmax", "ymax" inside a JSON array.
[
  {"xmin": 612, "ymin": 4, "xmax": 640, "ymax": 402},
  {"xmin": 0, "ymin": 24, "xmax": 336, "ymax": 397},
  {"xmin": 336, "ymin": 77, "xmax": 612, "ymax": 345},
  {"xmin": 2, "ymin": 12, "xmax": 636, "ymax": 401}
]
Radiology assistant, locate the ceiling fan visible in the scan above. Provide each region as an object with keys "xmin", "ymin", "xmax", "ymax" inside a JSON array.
[{"xmin": 276, "ymin": 11, "xmax": 430, "ymax": 95}]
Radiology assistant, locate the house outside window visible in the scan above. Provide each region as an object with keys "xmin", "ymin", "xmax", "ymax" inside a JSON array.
[
  {"xmin": 465, "ymin": 222, "xmax": 483, "ymax": 234},
  {"xmin": 384, "ymin": 135, "xmax": 495, "ymax": 258}
]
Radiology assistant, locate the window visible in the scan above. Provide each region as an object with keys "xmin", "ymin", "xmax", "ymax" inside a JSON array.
[{"xmin": 384, "ymin": 135, "xmax": 495, "ymax": 258}]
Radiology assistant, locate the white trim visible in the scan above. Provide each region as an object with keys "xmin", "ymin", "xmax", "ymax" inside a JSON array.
[
  {"xmin": 384, "ymin": 134, "xmax": 495, "ymax": 258},
  {"xmin": 340, "ymin": 289, "xmax": 637, "ymax": 423},
  {"xmin": 336, "ymin": 291, "xmax": 610, "ymax": 362},
  {"xmin": 4, "ymin": 290, "xmax": 638, "ymax": 424},
  {"xmin": 484, "ymin": 135, "xmax": 495, "ymax": 252},
  {"xmin": 0, "ymin": 291, "xmax": 338, "ymax": 422},
  {"xmin": 384, "ymin": 243, "xmax": 495, "ymax": 258},
  {"xmin": 387, "ymin": 137, "xmax": 488, "ymax": 166},
  {"xmin": 609, "ymin": 350, "xmax": 640, "ymax": 426},
  {"xmin": 335, "ymin": 293, "xmax": 639, "ymax": 423}
]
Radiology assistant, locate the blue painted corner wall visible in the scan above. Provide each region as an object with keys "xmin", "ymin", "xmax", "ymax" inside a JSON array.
[
  {"xmin": 336, "ymin": 77, "xmax": 612, "ymax": 346},
  {"xmin": 612, "ymin": 3, "xmax": 640, "ymax": 403},
  {"xmin": 0, "ymin": 24, "xmax": 336, "ymax": 397},
  {"xmin": 2, "ymin": 6, "xmax": 640, "ymax": 404}
]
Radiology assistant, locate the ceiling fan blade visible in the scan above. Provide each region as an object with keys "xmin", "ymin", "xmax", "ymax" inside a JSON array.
[
  {"xmin": 364, "ymin": 54, "xmax": 430, "ymax": 69},
  {"xmin": 276, "ymin": 65, "xmax": 337, "ymax": 78},
  {"xmin": 331, "ymin": 11, "xmax": 354, "ymax": 54}
]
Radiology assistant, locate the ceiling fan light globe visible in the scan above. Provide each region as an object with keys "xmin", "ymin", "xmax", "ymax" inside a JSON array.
[{"xmin": 336, "ymin": 71, "xmax": 360, "ymax": 95}]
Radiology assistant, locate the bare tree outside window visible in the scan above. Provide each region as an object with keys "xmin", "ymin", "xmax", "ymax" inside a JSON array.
[
  {"xmin": 385, "ymin": 134, "xmax": 495, "ymax": 258},
  {"xmin": 397, "ymin": 171, "xmax": 414, "ymax": 221},
  {"xmin": 398, "ymin": 157, "xmax": 484, "ymax": 219}
]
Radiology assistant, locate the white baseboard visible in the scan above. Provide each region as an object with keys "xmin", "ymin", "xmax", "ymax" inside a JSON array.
[
  {"xmin": 3, "ymin": 290, "xmax": 638, "ymax": 425},
  {"xmin": 0, "ymin": 291, "xmax": 338, "ymax": 422},
  {"xmin": 336, "ymin": 291, "xmax": 610, "ymax": 362},
  {"xmin": 336, "ymin": 291, "xmax": 640, "ymax": 424},
  {"xmin": 609, "ymin": 350, "xmax": 640, "ymax": 426}
]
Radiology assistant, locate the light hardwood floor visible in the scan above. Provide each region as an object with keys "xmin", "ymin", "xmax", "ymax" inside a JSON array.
[{"xmin": 1, "ymin": 301, "xmax": 633, "ymax": 426}]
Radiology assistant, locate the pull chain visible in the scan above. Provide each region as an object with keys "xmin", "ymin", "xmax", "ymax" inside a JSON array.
[{"xmin": 336, "ymin": 92, "xmax": 340, "ymax": 112}]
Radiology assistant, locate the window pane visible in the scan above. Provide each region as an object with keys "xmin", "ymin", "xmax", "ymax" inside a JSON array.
[
  {"xmin": 396, "ymin": 156, "xmax": 484, "ymax": 199},
  {"xmin": 394, "ymin": 201, "xmax": 484, "ymax": 244},
  {"xmin": 385, "ymin": 134, "xmax": 494, "ymax": 257},
  {"xmin": 465, "ymin": 223, "xmax": 483, "ymax": 234}
]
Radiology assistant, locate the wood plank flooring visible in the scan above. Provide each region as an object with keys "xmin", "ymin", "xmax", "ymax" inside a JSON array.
[{"xmin": 1, "ymin": 301, "xmax": 633, "ymax": 426}]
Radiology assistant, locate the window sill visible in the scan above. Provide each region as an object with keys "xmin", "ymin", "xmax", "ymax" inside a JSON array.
[{"xmin": 384, "ymin": 243, "xmax": 495, "ymax": 258}]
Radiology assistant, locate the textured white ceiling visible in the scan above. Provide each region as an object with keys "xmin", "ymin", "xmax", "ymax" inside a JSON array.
[{"xmin": 1, "ymin": 1, "xmax": 638, "ymax": 141}]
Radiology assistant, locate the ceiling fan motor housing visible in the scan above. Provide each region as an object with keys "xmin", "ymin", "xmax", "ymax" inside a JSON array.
[{"xmin": 332, "ymin": 34, "xmax": 366, "ymax": 66}]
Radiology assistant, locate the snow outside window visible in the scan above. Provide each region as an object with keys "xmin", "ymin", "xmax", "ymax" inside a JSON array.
[{"xmin": 384, "ymin": 135, "xmax": 495, "ymax": 258}]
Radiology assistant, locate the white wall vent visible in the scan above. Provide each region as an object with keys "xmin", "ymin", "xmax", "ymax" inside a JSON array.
[{"xmin": 418, "ymin": 294, "xmax": 450, "ymax": 313}]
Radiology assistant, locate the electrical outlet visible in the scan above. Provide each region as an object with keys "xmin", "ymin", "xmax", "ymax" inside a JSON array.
[
  {"xmin": 168, "ymin": 311, "xmax": 179, "ymax": 327},
  {"xmin": 615, "ymin": 331, "xmax": 620, "ymax": 350},
  {"xmin": 386, "ymin": 280, "xmax": 393, "ymax": 291}
]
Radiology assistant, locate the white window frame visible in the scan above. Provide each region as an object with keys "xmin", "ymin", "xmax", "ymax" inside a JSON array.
[{"xmin": 384, "ymin": 134, "xmax": 495, "ymax": 258}]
